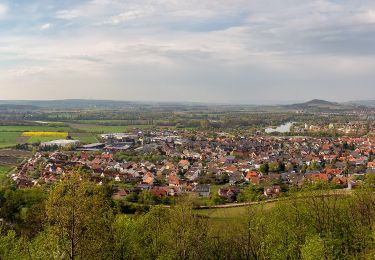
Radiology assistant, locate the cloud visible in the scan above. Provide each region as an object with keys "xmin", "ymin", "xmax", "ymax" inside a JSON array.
[
  {"xmin": 56, "ymin": 9, "xmax": 82, "ymax": 20},
  {"xmin": 40, "ymin": 23, "xmax": 51, "ymax": 30},
  {"xmin": 362, "ymin": 9, "xmax": 375, "ymax": 23},
  {"xmin": 8, "ymin": 67, "xmax": 45, "ymax": 77},
  {"xmin": 0, "ymin": 3, "xmax": 8, "ymax": 17},
  {"xmin": 1, "ymin": 0, "xmax": 375, "ymax": 101},
  {"xmin": 104, "ymin": 9, "xmax": 149, "ymax": 25}
]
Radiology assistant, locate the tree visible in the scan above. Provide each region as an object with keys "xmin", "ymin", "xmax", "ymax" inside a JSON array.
[
  {"xmin": 138, "ymin": 190, "xmax": 159, "ymax": 205},
  {"xmin": 0, "ymin": 229, "xmax": 27, "ymax": 259},
  {"xmin": 237, "ymin": 185, "xmax": 263, "ymax": 202},
  {"xmin": 211, "ymin": 193, "xmax": 225, "ymax": 205},
  {"xmin": 133, "ymin": 206, "xmax": 170, "ymax": 259},
  {"xmin": 45, "ymin": 174, "xmax": 114, "ymax": 259},
  {"xmin": 111, "ymin": 214, "xmax": 137, "ymax": 259},
  {"xmin": 200, "ymin": 119, "xmax": 210, "ymax": 129},
  {"xmin": 125, "ymin": 192, "xmax": 139, "ymax": 203},
  {"xmin": 308, "ymin": 161, "xmax": 319, "ymax": 171},
  {"xmin": 301, "ymin": 235, "xmax": 326, "ymax": 260},
  {"xmin": 0, "ymin": 187, "xmax": 46, "ymax": 237},
  {"xmin": 269, "ymin": 162, "xmax": 280, "ymax": 172},
  {"xmin": 163, "ymin": 204, "xmax": 210, "ymax": 259},
  {"xmin": 259, "ymin": 163, "xmax": 269, "ymax": 174}
]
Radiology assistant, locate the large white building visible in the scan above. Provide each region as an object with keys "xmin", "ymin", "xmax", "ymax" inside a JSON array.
[{"xmin": 40, "ymin": 139, "xmax": 80, "ymax": 148}]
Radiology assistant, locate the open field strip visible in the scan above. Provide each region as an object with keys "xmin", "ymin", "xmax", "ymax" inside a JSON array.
[
  {"xmin": 192, "ymin": 189, "xmax": 353, "ymax": 221},
  {"xmin": 22, "ymin": 131, "xmax": 69, "ymax": 143},
  {"xmin": 69, "ymin": 132, "xmax": 99, "ymax": 144},
  {"xmin": 1, "ymin": 122, "xmax": 161, "ymax": 147},
  {"xmin": 0, "ymin": 165, "xmax": 13, "ymax": 175},
  {"xmin": 22, "ymin": 131, "xmax": 68, "ymax": 137},
  {"xmin": 0, "ymin": 125, "xmax": 71, "ymax": 132},
  {"xmin": 0, "ymin": 132, "xmax": 22, "ymax": 148},
  {"xmin": 70, "ymin": 123, "xmax": 152, "ymax": 133}
]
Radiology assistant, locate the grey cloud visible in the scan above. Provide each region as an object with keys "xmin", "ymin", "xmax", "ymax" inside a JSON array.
[{"xmin": 1, "ymin": 0, "xmax": 375, "ymax": 102}]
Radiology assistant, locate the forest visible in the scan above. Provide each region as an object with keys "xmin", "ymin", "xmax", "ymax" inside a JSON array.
[{"xmin": 1, "ymin": 173, "xmax": 375, "ymax": 259}]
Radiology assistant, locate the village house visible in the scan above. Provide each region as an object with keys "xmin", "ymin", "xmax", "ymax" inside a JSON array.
[
  {"xmin": 193, "ymin": 184, "xmax": 211, "ymax": 197},
  {"xmin": 218, "ymin": 186, "xmax": 241, "ymax": 202},
  {"xmin": 263, "ymin": 185, "xmax": 281, "ymax": 197}
]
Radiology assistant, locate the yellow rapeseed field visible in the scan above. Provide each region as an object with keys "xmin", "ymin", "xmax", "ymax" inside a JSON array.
[{"xmin": 22, "ymin": 132, "xmax": 68, "ymax": 137}]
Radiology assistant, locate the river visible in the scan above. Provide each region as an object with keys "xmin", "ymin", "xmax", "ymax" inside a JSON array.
[{"xmin": 265, "ymin": 122, "xmax": 295, "ymax": 133}]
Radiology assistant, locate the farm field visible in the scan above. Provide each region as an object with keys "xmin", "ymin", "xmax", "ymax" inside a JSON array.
[
  {"xmin": 72, "ymin": 120, "xmax": 151, "ymax": 125},
  {"xmin": 0, "ymin": 124, "xmax": 72, "ymax": 147},
  {"xmin": 26, "ymin": 135, "xmax": 67, "ymax": 143},
  {"xmin": 0, "ymin": 165, "xmax": 13, "ymax": 175},
  {"xmin": 0, "ymin": 121, "xmax": 154, "ymax": 147},
  {"xmin": 22, "ymin": 131, "xmax": 69, "ymax": 143},
  {"xmin": 22, "ymin": 131, "xmax": 68, "ymax": 137},
  {"xmin": 195, "ymin": 206, "xmax": 249, "ymax": 222},
  {"xmin": 194, "ymin": 202, "xmax": 277, "ymax": 223},
  {"xmin": 70, "ymin": 132, "xmax": 98, "ymax": 143},
  {"xmin": 0, "ymin": 165, "xmax": 14, "ymax": 185},
  {"xmin": 0, "ymin": 125, "xmax": 71, "ymax": 132},
  {"xmin": 0, "ymin": 132, "xmax": 22, "ymax": 148},
  {"xmin": 0, "ymin": 149, "xmax": 31, "ymax": 167},
  {"xmin": 69, "ymin": 123, "xmax": 152, "ymax": 133},
  {"xmin": 0, "ymin": 131, "xmax": 73, "ymax": 146}
]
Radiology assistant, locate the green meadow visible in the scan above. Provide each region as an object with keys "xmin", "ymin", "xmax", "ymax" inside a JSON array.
[
  {"xmin": 0, "ymin": 122, "xmax": 152, "ymax": 147},
  {"xmin": 70, "ymin": 124, "xmax": 152, "ymax": 133},
  {"xmin": 0, "ymin": 125, "xmax": 71, "ymax": 132},
  {"xmin": 0, "ymin": 165, "xmax": 13, "ymax": 175},
  {"xmin": 0, "ymin": 132, "xmax": 22, "ymax": 148}
]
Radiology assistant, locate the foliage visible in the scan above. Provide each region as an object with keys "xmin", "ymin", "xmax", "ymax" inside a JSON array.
[
  {"xmin": 1, "ymin": 175, "xmax": 375, "ymax": 259},
  {"xmin": 0, "ymin": 132, "xmax": 22, "ymax": 148},
  {"xmin": 237, "ymin": 185, "xmax": 264, "ymax": 202},
  {"xmin": 301, "ymin": 234, "xmax": 326, "ymax": 260},
  {"xmin": 0, "ymin": 166, "xmax": 12, "ymax": 175},
  {"xmin": 259, "ymin": 163, "xmax": 269, "ymax": 174},
  {"xmin": 44, "ymin": 174, "xmax": 114, "ymax": 259},
  {"xmin": 0, "ymin": 187, "xmax": 46, "ymax": 237},
  {"xmin": 22, "ymin": 131, "xmax": 69, "ymax": 137}
]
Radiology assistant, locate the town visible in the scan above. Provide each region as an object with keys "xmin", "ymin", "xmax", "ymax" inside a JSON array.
[
  {"xmin": 12, "ymin": 125, "xmax": 375, "ymax": 206},
  {"xmin": 2, "ymin": 0, "xmax": 375, "ymax": 257}
]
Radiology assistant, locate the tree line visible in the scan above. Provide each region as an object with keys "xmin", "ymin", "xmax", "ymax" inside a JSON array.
[{"xmin": 1, "ymin": 173, "xmax": 375, "ymax": 259}]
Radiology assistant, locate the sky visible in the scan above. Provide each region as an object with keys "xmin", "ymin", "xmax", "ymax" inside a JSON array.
[{"xmin": 0, "ymin": 0, "xmax": 375, "ymax": 103}]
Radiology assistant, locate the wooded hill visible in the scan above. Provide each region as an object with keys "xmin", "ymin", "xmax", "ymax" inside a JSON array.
[{"xmin": 1, "ymin": 173, "xmax": 375, "ymax": 259}]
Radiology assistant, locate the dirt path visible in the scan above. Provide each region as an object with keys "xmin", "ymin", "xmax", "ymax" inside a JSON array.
[
  {"xmin": 0, "ymin": 149, "xmax": 31, "ymax": 167},
  {"xmin": 193, "ymin": 189, "xmax": 352, "ymax": 210}
]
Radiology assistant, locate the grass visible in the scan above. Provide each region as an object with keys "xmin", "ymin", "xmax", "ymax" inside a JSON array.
[
  {"xmin": 0, "ymin": 165, "xmax": 13, "ymax": 175},
  {"xmin": 195, "ymin": 207, "xmax": 249, "ymax": 222},
  {"xmin": 0, "ymin": 132, "xmax": 22, "ymax": 148},
  {"xmin": 22, "ymin": 132, "xmax": 68, "ymax": 137},
  {"xmin": 26, "ymin": 136, "xmax": 68, "ymax": 143},
  {"xmin": 19, "ymin": 131, "xmax": 68, "ymax": 144},
  {"xmin": 73, "ymin": 120, "xmax": 149, "ymax": 125},
  {"xmin": 70, "ymin": 124, "xmax": 152, "ymax": 133},
  {"xmin": 0, "ymin": 123, "xmax": 146, "ymax": 147},
  {"xmin": 0, "ymin": 120, "xmax": 151, "ymax": 148},
  {"xmin": 0, "ymin": 123, "xmax": 152, "ymax": 147},
  {"xmin": 70, "ymin": 133, "xmax": 98, "ymax": 144},
  {"xmin": 0, "ymin": 125, "xmax": 71, "ymax": 132},
  {"xmin": 195, "ymin": 185, "xmax": 222, "ymax": 205},
  {"xmin": 194, "ymin": 201, "xmax": 278, "ymax": 223},
  {"xmin": 0, "ymin": 124, "xmax": 73, "ymax": 146},
  {"xmin": 0, "ymin": 130, "xmax": 70, "ymax": 146}
]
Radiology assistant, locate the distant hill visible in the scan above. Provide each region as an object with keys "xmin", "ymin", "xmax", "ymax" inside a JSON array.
[
  {"xmin": 0, "ymin": 98, "xmax": 373, "ymax": 111},
  {"xmin": 283, "ymin": 99, "xmax": 354, "ymax": 111},
  {"xmin": 0, "ymin": 99, "xmax": 136, "ymax": 109},
  {"xmin": 345, "ymin": 100, "xmax": 375, "ymax": 107},
  {"xmin": 0, "ymin": 104, "xmax": 39, "ymax": 110}
]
